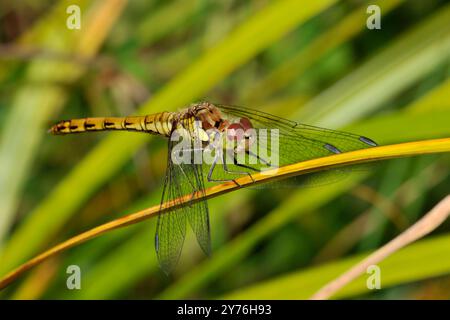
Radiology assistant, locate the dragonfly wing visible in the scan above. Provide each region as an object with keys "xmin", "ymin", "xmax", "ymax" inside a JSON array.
[
  {"xmin": 186, "ymin": 163, "xmax": 211, "ymax": 256},
  {"xmin": 155, "ymin": 204, "xmax": 186, "ymax": 275},
  {"xmin": 217, "ymin": 104, "xmax": 376, "ymax": 164},
  {"xmin": 155, "ymin": 139, "xmax": 211, "ymax": 274},
  {"xmin": 216, "ymin": 104, "xmax": 377, "ymax": 188}
]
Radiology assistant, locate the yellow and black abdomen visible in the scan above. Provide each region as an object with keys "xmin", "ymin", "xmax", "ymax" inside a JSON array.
[{"xmin": 49, "ymin": 112, "xmax": 175, "ymax": 137}]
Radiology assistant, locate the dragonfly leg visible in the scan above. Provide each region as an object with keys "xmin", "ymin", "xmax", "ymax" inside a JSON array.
[
  {"xmin": 207, "ymin": 152, "xmax": 241, "ymax": 187},
  {"xmin": 222, "ymin": 149, "xmax": 255, "ymax": 183},
  {"xmin": 230, "ymin": 150, "xmax": 259, "ymax": 172},
  {"xmin": 246, "ymin": 150, "xmax": 277, "ymax": 168}
]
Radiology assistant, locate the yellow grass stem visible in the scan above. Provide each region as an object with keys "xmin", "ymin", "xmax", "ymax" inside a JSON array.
[{"xmin": 0, "ymin": 137, "xmax": 449, "ymax": 290}]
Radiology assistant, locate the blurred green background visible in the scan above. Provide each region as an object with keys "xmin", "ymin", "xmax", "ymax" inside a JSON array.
[{"xmin": 0, "ymin": 0, "xmax": 449, "ymax": 299}]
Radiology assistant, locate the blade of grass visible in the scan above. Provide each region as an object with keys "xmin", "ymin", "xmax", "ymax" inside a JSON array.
[
  {"xmin": 8, "ymin": 190, "xmax": 162, "ymax": 299},
  {"xmin": 296, "ymin": 3, "xmax": 450, "ymax": 127},
  {"xmin": 66, "ymin": 189, "xmax": 251, "ymax": 299},
  {"xmin": 0, "ymin": 138, "xmax": 450, "ymax": 290},
  {"xmin": 136, "ymin": 0, "xmax": 207, "ymax": 46},
  {"xmin": 222, "ymin": 232, "xmax": 450, "ymax": 299},
  {"xmin": 46, "ymin": 8, "xmax": 450, "ymax": 298},
  {"xmin": 311, "ymin": 195, "xmax": 450, "ymax": 299},
  {"xmin": 313, "ymin": 157, "xmax": 448, "ymax": 263},
  {"xmin": 357, "ymin": 158, "xmax": 412, "ymax": 250},
  {"xmin": 147, "ymin": 2, "xmax": 254, "ymax": 82},
  {"xmin": 157, "ymin": 5, "xmax": 450, "ymax": 294},
  {"xmin": 241, "ymin": 0, "xmax": 404, "ymax": 105},
  {"xmin": 407, "ymin": 78, "xmax": 450, "ymax": 113},
  {"xmin": 0, "ymin": 0, "xmax": 127, "ymax": 244},
  {"xmin": 10, "ymin": 257, "xmax": 59, "ymax": 300},
  {"xmin": 96, "ymin": 5, "xmax": 450, "ymax": 297},
  {"xmin": 80, "ymin": 81, "xmax": 450, "ymax": 299},
  {"xmin": 0, "ymin": 0, "xmax": 338, "ymax": 278},
  {"xmin": 15, "ymin": 105, "xmax": 450, "ymax": 299}
]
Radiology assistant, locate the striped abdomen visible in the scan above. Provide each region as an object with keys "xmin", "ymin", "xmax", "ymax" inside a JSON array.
[{"xmin": 49, "ymin": 112, "xmax": 175, "ymax": 137}]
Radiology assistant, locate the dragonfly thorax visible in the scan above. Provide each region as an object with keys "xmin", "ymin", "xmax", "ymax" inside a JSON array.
[{"xmin": 182, "ymin": 102, "xmax": 256, "ymax": 153}]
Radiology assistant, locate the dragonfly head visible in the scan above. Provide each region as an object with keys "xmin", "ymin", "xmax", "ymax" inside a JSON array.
[
  {"xmin": 194, "ymin": 102, "xmax": 229, "ymax": 131},
  {"xmin": 192, "ymin": 103, "xmax": 256, "ymax": 152}
]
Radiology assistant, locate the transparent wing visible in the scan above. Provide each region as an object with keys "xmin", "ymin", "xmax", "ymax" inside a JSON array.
[
  {"xmin": 213, "ymin": 104, "xmax": 377, "ymax": 187},
  {"xmin": 155, "ymin": 139, "xmax": 211, "ymax": 274},
  {"xmin": 186, "ymin": 161, "xmax": 211, "ymax": 255},
  {"xmin": 217, "ymin": 104, "xmax": 377, "ymax": 162}
]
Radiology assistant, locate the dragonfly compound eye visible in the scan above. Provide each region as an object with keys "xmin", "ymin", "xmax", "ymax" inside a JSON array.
[
  {"xmin": 226, "ymin": 123, "xmax": 245, "ymax": 142},
  {"xmin": 226, "ymin": 121, "xmax": 257, "ymax": 153},
  {"xmin": 239, "ymin": 117, "xmax": 253, "ymax": 130}
]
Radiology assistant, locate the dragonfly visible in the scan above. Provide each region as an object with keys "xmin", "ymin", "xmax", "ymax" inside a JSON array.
[{"xmin": 50, "ymin": 101, "xmax": 377, "ymax": 274}]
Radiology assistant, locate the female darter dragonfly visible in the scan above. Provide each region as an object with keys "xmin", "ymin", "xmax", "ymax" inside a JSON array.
[{"xmin": 50, "ymin": 102, "xmax": 377, "ymax": 274}]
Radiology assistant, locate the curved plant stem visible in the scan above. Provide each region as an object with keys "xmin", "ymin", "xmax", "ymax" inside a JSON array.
[
  {"xmin": 310, "ymin": 194, "xmax": 450, "ymax": 300},
  {"xmin": 1, "ymin": 137, "xmax": 450, "ymax": 290}
]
